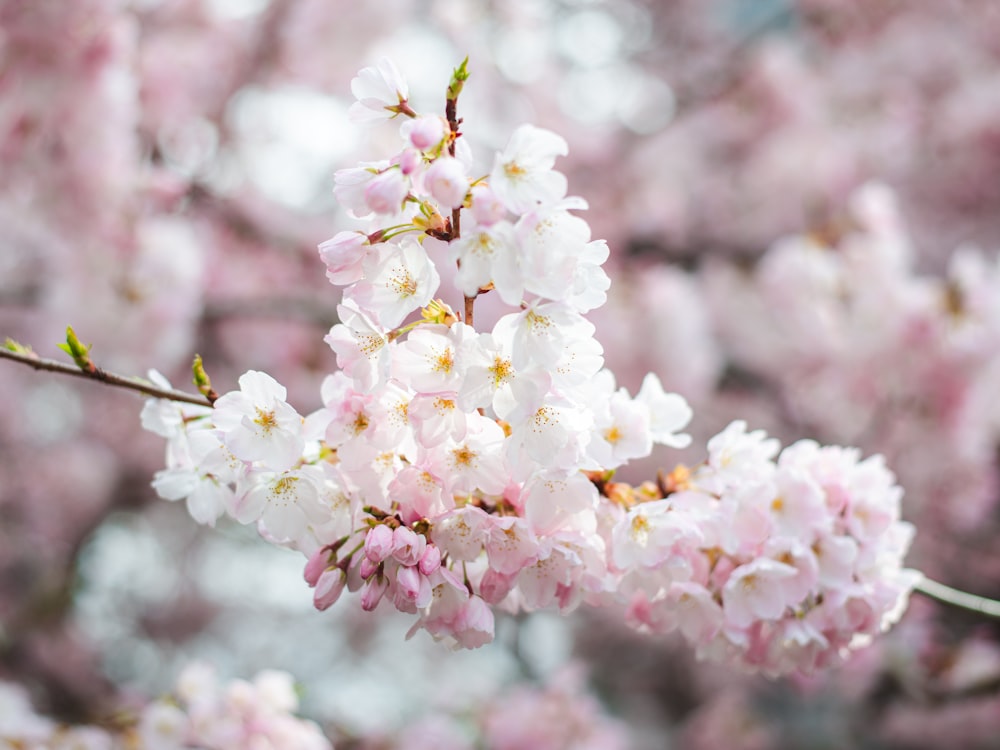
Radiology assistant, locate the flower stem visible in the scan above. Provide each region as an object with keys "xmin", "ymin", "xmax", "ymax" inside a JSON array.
[
  {"xmin": 915, "ymin": 575, "xmax": 1000, "ymax": 619},
  {"xmin": 0, "ymin": 347, "xmax": 214, "ymax": 407}
]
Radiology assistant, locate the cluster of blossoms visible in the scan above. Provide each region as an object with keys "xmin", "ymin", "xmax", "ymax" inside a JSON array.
[
  {"xmin": 0, "ymin": 663, "xmax": 328, "ymax": 750},
  {"xmin": 134, "ymin": 663, "xmax": 329, "ymax": 750},
  {"xmin": 705, "ymin": 183, "xmax": 1000, "ymax": 530},
  {"xmin": 0, "ymin": 661, "xmax": 631, "ymax": 750},
  {"xmin": 610, "ymin": 421, "xmax": 920, "ymax": 675},
  {"xmin": 142, "ymin": 59, "xmax": 917, "ymax": 675}
]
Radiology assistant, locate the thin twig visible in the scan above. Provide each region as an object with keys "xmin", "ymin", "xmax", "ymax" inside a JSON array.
[
  {"xmin": 0, "ymin": 348, "xmax": 213, "ymax": 407},
  {"xmin": 464, "ymin": 294, "xmax": 476, "ymax": 328},
  {"xmin": 446, "ymin": 58, "xmax": 473, "ymax": 326},
  {"xmin": 915, "ymin": 576, "xmax": 1000, "ymax": 619}
]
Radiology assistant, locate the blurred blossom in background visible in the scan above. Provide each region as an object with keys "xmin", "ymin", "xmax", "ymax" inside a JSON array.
[{"xmin": 2, "ymin": 0, "xmax": 1000, "ymax": 747}]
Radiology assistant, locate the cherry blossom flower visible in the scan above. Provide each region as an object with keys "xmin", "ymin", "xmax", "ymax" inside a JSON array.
[
  {"xmin": 348, "ymin": 57, "xmax": 410, "ymax": 123},
  {"xmin": 490, "ymin": 124, "xmax": 568, "ymax": 213},
  {"xmin": 636, "ymin": 372, "xmax": 693, "ymax": 448},
  {"xmin": 324, "ymin": 301, "xmax": 391, "ymax": 393},
  {"xmin": 453, "ymin": 218, "xmax": 520, "ymax": 303},
  {"xmin": 345, "ymin": 238, "xmax": 440, "ymax": 328},
  {"xmin": 232, "ymin": 466, "xmax": 328, "ymax": 541},
  {"xmin": 211, "ymin": 371, "xmax": 305, "ymax": 472},
  {"xmin": 151, "ymin": 428, "xmax": 236, "ymax": 526},
  {"xmin": 317, "ymin": 230, "xmax": 375, "ymax": 286}
]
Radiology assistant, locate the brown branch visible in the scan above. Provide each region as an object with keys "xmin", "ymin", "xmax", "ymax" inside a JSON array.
[
  {"xmin": 0, "ymin": 348, "xmax": 214, "ymax": 407},
  {"xmin": 464, "ymin": 294, "xmax": 476, "ymax": 328}
]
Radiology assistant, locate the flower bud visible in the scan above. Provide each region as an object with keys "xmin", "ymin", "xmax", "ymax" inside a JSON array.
[
  {"xmin": 424, "ymin": 156, "xmax": 468, "ymax": 209},
  {"xmin": 417, "ymin": 544, "xmax": 441, "ymax": 576},
  {"xmin": 392, "ymin": 526, "xmax": 426, "ymax": 566},
  {"xmin": 313, "ymin": 568, "xmax": 347, "ymax": 611},
  {"xmin": 394, "ymin": 565, "xmax": 430, "ymax": 609},
  {"xmin": 398, "ymin": 147, "xmax": 423, "ymax": 176},
  {"xmin": 406, "ymin": 115, "xmax": 446, "ymax": 151},
  {"xmin": 364, "ymin": 169, "xmax": 408, "ymax": 214},
  {"xmin": 359, "ymin": 556, "xmax": 379, "ymax": 580},
  {"xmin": 365, "ymin": 524, "xmax": 394, "ymax": 563},
  {"xmin": 470, "ymin": 184, "xmax": 505, "ymax": 226},
  {"xmin": 304, "ymin": 546, "xmax": 332, "ymax": 587},
  {"xmin": 360, "ymin": 576, "xmax": 389, "ymax": 612}
]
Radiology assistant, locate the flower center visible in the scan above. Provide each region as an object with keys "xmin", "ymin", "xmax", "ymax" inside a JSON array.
[
  {"xmin": 452, "ymin": 446, "xmax": 477, "ymax": 468},
  {"xmin": 490, "ymin": 356, "xmax": 513, "ymax": 388},
  {"xmin": 432, "ymin": 347, "xmax": 454, "ymax": 373},
  {"xmin": 254, "ymin": 407, "xmax": 278, "ymax": 433},
  {"xmin": 388, "ymin": 267, "xmax": 418, "ymax": 298},
  {"xmin": 503, "ymin": 161, "xmax": 526, "ymax": 179}
]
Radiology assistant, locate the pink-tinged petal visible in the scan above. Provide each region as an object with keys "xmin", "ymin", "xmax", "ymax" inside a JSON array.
[
  {"xmin": 453, "ymin": 596, "xmax": 495, "ymax": 648},
  {"xmin": 152, "ymin": 468, "xmax": 197, "ymax": 501},
  {"xmin": 232, "ymin": 484, "xmax": 267, "ymax": 525},
  {"xmin": 237, "ymin": 370, "xmax": 287, "ymax": 405},
  {"xmin": 432, "ymin": 506, "xmax": 491, "ymax": 562},
  {"xmin": 262, "ymin": 501, "xmax": 307, "ymax": 541},
  {"xmin": 479, "ymin": 568, "xmax": 517, "ymax": 605},
  {"xmin": 185, "ymin": 481, "xmax": 228, "ymax": 527},
  {"xmin": 318, "ymin": 231, "xmax": 369, "ymax": 286},
  {"xmin": 486, "ymin": 517, "xmax": 538, "ymax": 575},
  {"xmin": 722, "ymin": 558, "xmax": 798, "ymax": 628},
  {"xmin": 670, "ymin": 582, "xmax": 724, "ymax": 645}
]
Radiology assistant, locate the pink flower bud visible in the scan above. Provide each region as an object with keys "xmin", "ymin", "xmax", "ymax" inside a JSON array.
[
  {"xmin": 360, "ymin": 576, "xmax": 389, "ymax": 612},
  {"xmin": 470, "ymin": 184, "xmax": 505, "ymax": 226},
  {"xmin": 313, "ymin": 568, "xmax": 346, "ymax": 611},
  {"xmin": 359, "ymin": 556, "xmax": 379, "ymax": 580},
  {"xmin": 365, "ymin": 524, "xmax": 394, "ymax": 563},
  {"xmin": 394, "ymin": 565, "xmax": 431, "ymax": 610},
  {"xmin": 364, "ymin": 169, "xmax": 408, "ymax": 215},
  {"xmin": 424, "ymin": 156, "xmax": 468, "ymax": 209},
  {"xmin": 398, "ymin": 147, "xmax": 422, "ymax": 176},
  {"xmin": 417, "ymin": 544, "xmax": 441, "ymax": 576},
  {"xmin": 392, "ymin": 526, "xmax": 426, "ymax": 566},
  {"xmin": 304, "ymin": 547, "xmax": 332, "ymax": 587},
  {"xmin": 406, "ymin": 115, "xmax": 446, "ymax": 150}
]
